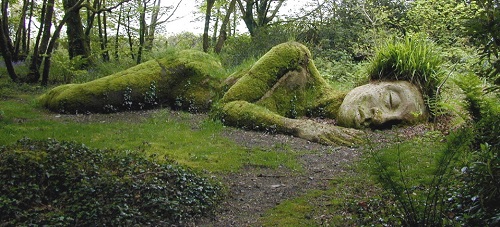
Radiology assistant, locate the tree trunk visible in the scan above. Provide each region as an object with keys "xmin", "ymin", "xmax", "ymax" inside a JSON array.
[
  {"xmin": 236, "ymin": 0, "xmax": 257, "ymax": 36},
  {"xmin": 41, "ymin": 22, "xmax": 65, "ymax": 86},
  {"xmin": 114, "ymin": 4, "xmax": 123, "ymax": 60},
  {"xmin": 63, "ymin": 0, "xmax": 90, "ymax": 62},
  {"xmin": 236, "ymin": 0, "xmax": 284, "ymax": 37},
  {"xmin": 97, "ymin": 0, "xmax": 109, "ymax": 61},
  {"xmin": 26, "ymin": 0, "xmax": 34, "ymax": 52},
  {"xmin": 13, "ymin": 0, "xmax": 29, "ymax": 61},
  {"xmin": 42, "ymin": 0, "xmax": 85, "ymax": 85},
  {"xmin": 126, "ymin": 8, "xmax": 135, "ymax": 60},
  {"xmin": 102, "ymin": 10, "xmax": 109, "ymax": 61},
  {"xmin": 136, "ymin": 0, "xmax": 147, "ymax": 64},
  {"xmin": 27, "ymin": 0, "xmax": 54, "ymax": 83},
  {"xmin": 145, "ymin": 0, "xmax": 160, "ymax": 50},
  {"xmin": 84, "ymin": 0, "xmax": 99, "ymax": 50},
  {"xmin": 215, "ymin": 0, "xmax": 236, "ymax": 54},
  {"xmin": 0, "ymin": 18, "xmax": 18, "ymax": 82},
  {"xmin": 212, "ymin": 8, "xmax": 219, "ymax": 45},
  {"xmin": 203, "ymin": 0, "xmax": 215, "ymax": 52},
  {"xmin": 231, "ymin": 3, "xmax": 236, "ymax": 36},
  {"xmin": 1, "ymin": 0, "xmax": 15, "ymax": 59}
]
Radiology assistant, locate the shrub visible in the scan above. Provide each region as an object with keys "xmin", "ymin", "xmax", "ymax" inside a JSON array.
[
  {"xmin": 367, "ymin": 34, "xmax": 444, "ymax": 102},
  {"xmin": 219, "ymin": 25, "xmax": 294, "ymax": 68},
  {"xmin": 452, "ymin": 73, "xmax": 500, "ymax": 225},
  {"xmin": 314, "ymin": 57, "xmax": 368, "ymax": 90},
  {"xmin": 367, "ymin": 129, "xmax": 477, "ymax": 226},
  {"xmin": 0, "ymin": 138, "xmax": 224, "ymax": 226}
]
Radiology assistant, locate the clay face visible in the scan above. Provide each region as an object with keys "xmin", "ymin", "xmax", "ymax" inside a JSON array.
[{"xmin": 337, "ymin": 81, "xmax": 427, "ymax": 129}]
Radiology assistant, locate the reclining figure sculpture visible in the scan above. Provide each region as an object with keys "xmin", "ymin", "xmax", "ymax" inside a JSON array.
[{"xmin": 39, "ymin": 42, "xmax": 427, "ymax": 146}]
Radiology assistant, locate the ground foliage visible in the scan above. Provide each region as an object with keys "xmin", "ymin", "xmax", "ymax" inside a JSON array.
[
  {"xmin": 451, "ymin": 73, "xmax": 500, "ymax": 225},
  {"xmin": 0, "ymin": 138, "xmax": 224, "ymax": 226}
]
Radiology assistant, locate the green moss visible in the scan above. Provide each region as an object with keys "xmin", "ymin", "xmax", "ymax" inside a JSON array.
[
  {"xmin": 221, "ymin": 42, "xmax": 312, "ymax": 104},
  {"xmin": 220, "ymin": 42, "xmax": 344, "ymax": 119},
  {"xmin": 38, "ymin": 50, "xmax": 224, "ymax": 113},
  {"xmin": 258, "ymin": 190, "xmax": 323, "ymax": 226},
  {"xmin": 221, "ymin": 100, "xmax": 291, "ymax": 133}
]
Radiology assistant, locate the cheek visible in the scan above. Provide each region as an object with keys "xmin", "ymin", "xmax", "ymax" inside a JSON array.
[{"xmin": 393, "ymin": 100, "xmax": 424, "ymax": 119}]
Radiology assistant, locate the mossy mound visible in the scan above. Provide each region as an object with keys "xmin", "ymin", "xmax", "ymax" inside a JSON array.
[
  {"xmin": 220, "ymin": 41, "xmax": 345, "ymax": 120},
  {"xmin": 38, "ymin": 50, "xmax": 225, "ymax": 113},
  {"xmin": 0, "ymin": 138, "xmax": 223, "ymax": 225}
]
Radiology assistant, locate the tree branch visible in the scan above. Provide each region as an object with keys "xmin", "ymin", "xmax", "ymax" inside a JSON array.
[
  {"xmin": 80, "ymin": 0, "xmax": 131, "ymax": 14},
  {"xmin": 153, "ymin": 0, "xmax": 184, "ymax": 26}
]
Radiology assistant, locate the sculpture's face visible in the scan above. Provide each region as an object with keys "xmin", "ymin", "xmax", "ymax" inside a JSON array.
[{"xmin": 337, "ymin": 81, "xmax": 427, "ymax": 129}]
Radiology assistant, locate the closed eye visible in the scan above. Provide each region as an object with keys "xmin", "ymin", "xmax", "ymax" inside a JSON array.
[
  {"xmin": 387, "ymin": 91, "xmax": 400, "ymax": 109},
  {"xmin": 389, "ymin": 93, "xmax": 393, "ymax": 109}
]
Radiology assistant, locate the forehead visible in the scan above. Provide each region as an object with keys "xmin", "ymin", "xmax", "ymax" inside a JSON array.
[
  {"xmin": 354, "ymin": 81, "xmax": 411, "ymax": 93},
  {"xmin": 346, "ymin": 81, "xmax": 409, "ymax": 99}
]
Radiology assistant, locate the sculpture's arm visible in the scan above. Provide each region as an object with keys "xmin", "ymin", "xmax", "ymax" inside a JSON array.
[{"xmin": 220, "ymin": 100, "xmax": 362, "ymax": 146}]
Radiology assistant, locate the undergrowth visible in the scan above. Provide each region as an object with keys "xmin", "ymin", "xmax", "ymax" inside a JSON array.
[
  {"xmin": 0, "ymin": 138, "xmax": 224, "ymax": 226},
  {"xmin": 367, "ymin": 130, "xmax": 470, "ymax": 226}
]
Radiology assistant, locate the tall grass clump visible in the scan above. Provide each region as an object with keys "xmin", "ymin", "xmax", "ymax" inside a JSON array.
[{"xmin": 367, "ymin": 34, "xmax": 444, "ymax": 103}]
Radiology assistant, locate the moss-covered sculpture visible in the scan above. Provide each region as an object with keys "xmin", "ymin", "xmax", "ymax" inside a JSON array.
[
  {"xmin": 39, "ymin": 41, "xmax": 430, "ymax": 146},
  {"xmin": 217, "ymin": 42, "xmax": 361, "ymax": 145},
  {"xmin": 220, "ymin": 42, "xmax": 345, "ymax": 119},
  {"xmin": 38, "ymin": 50, "xmax": 225, "ymax": 113}
]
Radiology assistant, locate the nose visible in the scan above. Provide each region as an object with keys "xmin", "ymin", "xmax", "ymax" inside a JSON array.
[
  {"xmin": 360, "ymin": 107, "xmax": 401, "ymax": 127},
  {"xmin": 357, "ymin": 107, "xmax": 377, "ymax": 127}
]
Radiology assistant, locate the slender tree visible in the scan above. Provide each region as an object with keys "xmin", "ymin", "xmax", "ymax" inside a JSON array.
[
  {"xmin": 114, "ymin": 4, "xmax": 123, "ymax": 60},
  {"xmin": 13, "ymin": 0, "xmax": 29, "ymax": 60},
  {"xmin": 203, "ymin": 0, "xmax": 216, "ymax": 52},
  {"xmin": 97, "ymin": 0, "xmax": 110, "ymax": 61},
  {"xmin": 26, "ymin": 0, "xmax": 54, "ymax": 83},
  {"xmin": 0, "ymin": 17, "xmax": 18, "ymax": 82},
  {"xmin": 215, "ymin": 0, "xmax": 236, "ymax": 53},
  {"xmin": 125, "ymin": 6, "xmax": 135, "ymax": 60},
  {"xmin": 144, "ymin": 0, "xmax": 160, "ymax": 50},
  {"xmin": 136, "ymin": 0, "xmax": 147, "ymax": 64}
]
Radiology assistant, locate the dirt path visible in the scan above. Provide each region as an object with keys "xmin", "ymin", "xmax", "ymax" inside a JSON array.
[{"xmin": 195, "ymin": 129, "xmax": 361, "ymax": 226}]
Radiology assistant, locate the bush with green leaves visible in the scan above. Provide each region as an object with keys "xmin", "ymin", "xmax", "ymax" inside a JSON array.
[
  {"xmin": 219, "ymin": 25, "xmax": 294, "ymax": 68},
  {"xmin": 464, "ymin": 0, "xmax": 500, "ymax": 92},
  {"xmin": 367, "ymin": 130, "xmax": 469, "ymax": 226},
  {"xmin": 366, "ymin": 34, "xmax": 444, "ymax": 102},
  {"xmin": 0, "ymin": 138, "xmax": 224, "ymax": 226},
  {"xmin": 451, "ymin": 73, "xmax": 500, "ymax": 225}
]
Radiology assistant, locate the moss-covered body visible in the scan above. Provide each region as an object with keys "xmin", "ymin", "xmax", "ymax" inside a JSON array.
[
  {"xmin": 38, "ymin": 50, "xmax": 225, "ymax": 113},
  {"xmin": 221, "ymin": 42, "xmax": 346, "ymax": 121},
  {"xmin": 38, "ymin": 42, "xmax": 360, "ymax": 145},
  {"xmin": 217, "ymin": 42, "xmax": 359, "ymax": 146}
]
